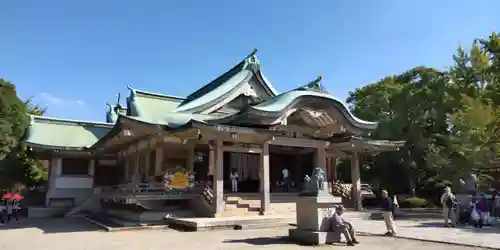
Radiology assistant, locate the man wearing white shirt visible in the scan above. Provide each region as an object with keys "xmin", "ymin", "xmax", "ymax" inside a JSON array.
[
  {"xmin": 230, "ymin": 168, "xmax": 239, "ymax": 192},
  {"xmin": 282, "ymin": 168, "xmax": 290, "ymax": 192}
]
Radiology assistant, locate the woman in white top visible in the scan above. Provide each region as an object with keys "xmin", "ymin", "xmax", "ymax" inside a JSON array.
[{"xmin": 230, "ymin": 168, "xmax": 239, "ymax": 192}]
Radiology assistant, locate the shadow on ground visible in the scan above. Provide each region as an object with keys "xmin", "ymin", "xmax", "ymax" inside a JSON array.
[
  {"xmin": 0, "ymin": 217, "xmax": 102, "ymax": 234},
  {"xmin": 412, "ymin": 222, "xmax": 500, "ymax": 234},
  {"xmin": 223, "ymin": 236, "xmax": 297, "ymax": 245}
]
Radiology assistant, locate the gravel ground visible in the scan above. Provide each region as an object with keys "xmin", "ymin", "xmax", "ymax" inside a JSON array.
[{"xmin": 0, "ymin": 218, "xmax": 490, "ymax": 250}]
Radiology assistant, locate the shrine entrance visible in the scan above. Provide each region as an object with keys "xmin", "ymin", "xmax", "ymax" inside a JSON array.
[
  {"xmin": 223, "ymin": 152, "xmax": 260, "ymax": 192},
  {"xmin": 220, "ymin": 146, "xmax": 315, "ymax": 193},
  {"xmin": 269, "ymin": 145, "xmax": 314, "ymax": 193}
]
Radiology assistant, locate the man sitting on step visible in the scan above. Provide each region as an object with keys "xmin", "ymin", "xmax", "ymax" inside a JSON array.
[{"xmin": 331, "ymin": 205, "xmax": 359, "ymax": 246}]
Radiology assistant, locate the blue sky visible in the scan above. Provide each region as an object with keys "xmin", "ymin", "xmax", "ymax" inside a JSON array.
[{"xmin": 1, "ymin": 1, "xmax": 499, "ymax": 122}]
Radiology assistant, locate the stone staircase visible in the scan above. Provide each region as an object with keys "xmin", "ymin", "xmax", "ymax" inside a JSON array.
[{"xmin": 223, "ymin": 193, "xmax": 298, "ymax": 216}]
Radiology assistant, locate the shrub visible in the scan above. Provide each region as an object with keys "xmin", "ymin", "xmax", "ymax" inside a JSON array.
[{"xmin": 399, "ymin": 196, "xmax": 428, "ymax": 208}]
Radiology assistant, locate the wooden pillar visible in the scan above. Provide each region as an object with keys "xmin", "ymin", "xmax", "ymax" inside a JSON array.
[
  {"xmin": 54, "ymin": 157, "xmax": 62, "ymax": 176},
  {"xmin": 155, "ymin": 146, "xmax": 163, "ymax": 176},
  {"xmin": 124, "ymin": 155, "xmax": 130, "ymax": 182},
  {"xmin": 208, "ymin": 145, "xmax": 215, "ymax": 176},
  {"xmin": 186, "ymin": 142, "xmax": 195, "ymax": 173},
  {"xmin": 351, "ymin": 152, "xmax": 362, "ymax": 211},
  {"xmin": 315, "ymin": 146, "xmax": 329, "ymax": 193},
  {"xmin": 46, "ymin": 157, "xmax": 62, "ymax": 207},
  {"xmin": 211, "ymin": 140, "xmax": 224, "ymax": 215},
  {"xmin": 88, "ymin": 159, "xmax": 95, "ymax": 176},
  {"xmin": 145, "ymin": 149, "xmax": 151, "ymax": 180},
  {"xmin": 260, "ymin": 142, "xmax": 270, "ymax": 215},
  {"xmin": 88, "ymin": 159, "xmax": 95, "ymax": 187},
  {"xmin": 134, "ymin": 153, "xmax": 140, "ymax": 181},
  {"xmin": 328, "ymin": 156, "xmax": 338, "ymax": 181}
]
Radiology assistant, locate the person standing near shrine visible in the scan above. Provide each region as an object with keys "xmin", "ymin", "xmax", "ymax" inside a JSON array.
[
  {"xmin": 477, "ymin": 193, "xmax": 491, "ymax": 226},
  {"xmin": 440, "ymin": 186, "xmax": 458, "ymax": 227},
  {"xmin": 230, "ymin": 168, "xmax": 239, "ymax": 193},
  {"xmin": 282, "ymin": 167, "xmax": 290, "ymax": 192},
  {"xmin": 380, "ymin": 190, "xmax": 397, "ymax": 236}
]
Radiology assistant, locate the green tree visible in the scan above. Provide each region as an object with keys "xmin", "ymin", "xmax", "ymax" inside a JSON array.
[
  {"xmin": 0, "ymin": 81, "xmax": 48, "ymax": 189},
  {"xmin": 436, "ymin": 97, "xmax": 500, "ymax": 183},
  {"xmin": 346, "ymin": 67, "xmax": 456, "ymax": 193},
  {"xmin": 0, "ymin": 79, "xmax": 30, "ymax": 161},
  {"xmin": 347, "ymin": 32, "xmax": 500, "ymax": 193}
]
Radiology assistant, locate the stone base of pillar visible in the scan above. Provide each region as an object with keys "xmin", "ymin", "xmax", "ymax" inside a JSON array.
[
  {"xmin": 259, "ymin": 210, "xmax": 272, "ymax": 216},
  {"xmin": 288, "ymin": 229, "xmax": 342, "ymax": 245},
  {"xmin": 289, "ymin": 195, "xmax": 343, "ymax": 245}
]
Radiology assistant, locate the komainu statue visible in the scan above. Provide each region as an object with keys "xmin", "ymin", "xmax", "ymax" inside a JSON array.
[{"xmin": 301, "ymin": 167, "xmax": 327, "ymax": 196}]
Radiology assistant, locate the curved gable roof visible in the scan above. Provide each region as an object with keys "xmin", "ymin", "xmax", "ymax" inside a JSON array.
[
  {"xmin": 174, "ymin": 49, "xmax": 278, "ymax": 113},
  {"xmin": 209, "ymin": 77, "xmax": 378, "ymax": 131}
]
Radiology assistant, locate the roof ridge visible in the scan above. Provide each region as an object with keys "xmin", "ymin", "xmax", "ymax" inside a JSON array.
[
  {"xmin": 294, "ymin": 76, "xmax": 326, "ymax": 92},
  {"xmin": 30, "ymin": 115, "xmax": 114, "ymax": 127},
  {"xmin": 126, "ymin": 86, "xmax": 186, "ymax": 101},
  {"xmin": 179, "ymin": 49, "xmax": 259, "ymax": 106}
]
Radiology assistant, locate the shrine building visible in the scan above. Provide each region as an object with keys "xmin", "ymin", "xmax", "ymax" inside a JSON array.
[{"xmin": 25, "ymin": 49, "xmax": 403, "ymax": 218}]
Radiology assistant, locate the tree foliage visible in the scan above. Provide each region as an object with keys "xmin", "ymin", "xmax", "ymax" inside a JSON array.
[
  {"xmin": 444, "ymin": 96, "xmax": 500, "ymax": 176},
  {"xmin": 347, "ymin": 32, "xmax": 500, "ymax": 192},
  {"xmin": 0, "ymin": 79, "xmax": 30, "ymax": 161},
  {"xmin": 0, "ymin": 80, "xmax": 47, "ymax": 189}
]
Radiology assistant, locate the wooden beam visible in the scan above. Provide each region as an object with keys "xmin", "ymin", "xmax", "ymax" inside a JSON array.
[
  {"xmin": 222, "ymin": 145, "xmax": 261, "ymax": 154},
  {"xmin": 270, "ymin": 136, "xmax": 326, "ymax": 148}
]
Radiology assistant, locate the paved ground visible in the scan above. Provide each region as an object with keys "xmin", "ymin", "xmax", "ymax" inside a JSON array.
[
  {"xmin": 0, "ymin": 218, "xmax": 493, "ymax": 250},
  {"xmin": 351, "ymin": 217, "xmax": 500, "ymax": 249}
]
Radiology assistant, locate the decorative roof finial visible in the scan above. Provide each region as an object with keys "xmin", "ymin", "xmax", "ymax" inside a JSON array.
[
  {"xmin": 244, "ymin": 48, "xmax": 260, "ymax": 69},
  {"xmin": 106, "ymin": 102, "xmax": 112, "ymax": 109},
  {"xmin": 249, "ymin": 48, "xmax": 257, "ymax": 57},
  {"xmin": 307, "ymin": 76, "xmax": 323, "ymax": 89},
  {"xmin": 115, "ymin": 93, "xmax": 122, "ymax": 108},
  {"xmin": 296, "ymin": 76, "xmax": 327, "ymax": 93},
  {"xmin": 127, "ymin": 86, "xmax": 137, "ymax": 100}
]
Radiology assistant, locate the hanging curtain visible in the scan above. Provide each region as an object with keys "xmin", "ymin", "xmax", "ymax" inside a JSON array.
[{"xmin": 230, "ymin": 153, "xmax": 260, "ymax": 180}]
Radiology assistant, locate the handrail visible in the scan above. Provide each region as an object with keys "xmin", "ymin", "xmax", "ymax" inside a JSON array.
[
  {"xmin": 201, "ymin": 184, "xmax": 214, "ymax": 205},
  {"xmin": 99, "ymin": 182, "xmax": 194, "ymax": 198}
]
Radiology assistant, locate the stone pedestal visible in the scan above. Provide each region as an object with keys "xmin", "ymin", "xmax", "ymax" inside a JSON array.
[{"xmin": 288, "ymin": 195, "xmax": 342, "ymax": 245}]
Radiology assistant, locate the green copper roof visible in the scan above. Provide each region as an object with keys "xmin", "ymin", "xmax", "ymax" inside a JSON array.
[
  {"xmin": 26, "ymin": 116, "xmax": 113, "ymax": 150},
  {"xmin": 124, "ymin": 112, "xmax": 215, "ymax": 128},
  {"xmin": 126, "ymin": 87, "xmax": 184, "ymax": 119},
  {"xmin": 209, "ymin": 78, "xmax": 379, "ymax": 130},
  {"xmin": 175, "ymin": 49, "xmax": 277, "ymax": 113}
]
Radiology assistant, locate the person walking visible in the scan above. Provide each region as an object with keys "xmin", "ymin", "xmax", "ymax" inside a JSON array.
[
  {"xmin": 380, "ymin": 190, "xmax": 397, "ymax": 236},
  {"xmin": 0, "ymin": 199, "xmax": 5, "ymax": 226},
  {"xmin": 440, "ymin": 186, "xmax": 457, "ymax": 227},
  {"xmin": 477, "ymin": 193, "xmax": 491, "ymax": 226},
  {"xmin": 331, "ymin": 205, "xmax": 359, "ymax": 246},
  {"xmin": 5, "ymin": 199, "xmax": 19, "ymax": 224}
]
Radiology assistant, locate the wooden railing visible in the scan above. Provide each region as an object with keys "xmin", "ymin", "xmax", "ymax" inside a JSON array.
[
  {"xmin": 201, "ymin": 184, "xmax": 214, "ymax": 205},
  {"xmin": 99, "ymin": 182, "xmax": 195, "ymax": 199},
  {"xmin": 191, "ymin": 183, "xmax": 215, "ymax": 216}
]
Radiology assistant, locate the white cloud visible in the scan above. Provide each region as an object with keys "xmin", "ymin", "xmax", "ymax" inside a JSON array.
[{"xmin": 36, "ymin": 92, "xmax": 86, "ymax": 106}]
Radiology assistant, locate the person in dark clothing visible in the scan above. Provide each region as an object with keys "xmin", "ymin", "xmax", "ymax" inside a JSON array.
[
  {"xmin": 490, "ymin": 193, "xmax": 496, "ymax": 217},
  {"xmin": 477, "ymin": 193, "xmax": 490, "ymax": 226},
  {"xmin": 380, "ymin": 190, "xmax": 396, "ymax": 236}
]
